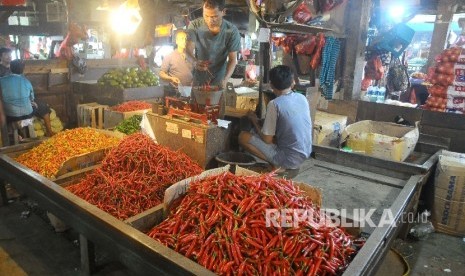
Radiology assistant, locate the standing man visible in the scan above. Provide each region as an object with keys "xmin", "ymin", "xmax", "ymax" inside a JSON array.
[
  {"xmin": 159, "ymin": 31, "xmax": 195, "ymax": 87},
  {"xmin": 187, "ymin": 0, "xmax": 241, "ymax": 88},
  {"xmin": 239, "ymin": 65, "xmax": 312, "ymax": 176}
]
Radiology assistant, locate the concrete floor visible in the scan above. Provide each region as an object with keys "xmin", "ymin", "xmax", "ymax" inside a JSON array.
[{"xmin": 1, "ymin": 193, "xmax": 464, "ymax": 275}]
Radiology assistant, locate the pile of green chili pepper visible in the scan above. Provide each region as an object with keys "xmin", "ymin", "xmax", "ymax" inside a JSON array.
[{"xmin": 115, "ymin": 115, "xmax": 142, "ymax": 135}]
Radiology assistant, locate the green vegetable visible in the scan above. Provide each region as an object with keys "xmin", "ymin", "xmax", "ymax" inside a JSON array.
[
  {"xmin": 115, "ymin": 115, "xmax": 143, "ymax": 135},
  {"xmin": 98, "ymin": 68, "xmax": 159, "ymax": 89}
]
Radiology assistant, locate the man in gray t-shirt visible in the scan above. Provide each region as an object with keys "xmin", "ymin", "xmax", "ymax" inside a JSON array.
[
  {"xmin": 239, "ymin": 65, "xmax": 312, "ymax": 171},
  {"xmin": 187, "ymin": 0, "xmax": 241, "ymax": 88},
  {"xmin": 159, "ymin": 31, "xmax": 194, "ymax": 87}
]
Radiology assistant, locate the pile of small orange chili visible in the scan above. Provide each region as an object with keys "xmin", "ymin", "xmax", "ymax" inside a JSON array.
[
  {"xmin": 111, "ymin": 100, "xmax": 151, "ymax": 112},
  {"xmin": 16, "ymin": 128, "xmax": 120, "ymax": 178}
]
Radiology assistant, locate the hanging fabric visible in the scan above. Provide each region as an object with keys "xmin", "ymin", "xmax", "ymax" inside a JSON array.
[{"xmin": 319, "ymin": 36, "xmax": 341, "ymax": 100}]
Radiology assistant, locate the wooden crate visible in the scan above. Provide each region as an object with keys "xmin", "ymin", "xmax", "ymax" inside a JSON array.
[
  {"xmin": 1, "ymin": 129, "xmax": 123, "ymax": 180},
  {"xmin": 103, "ymin": 109, "xmax": 151, "ymax": 129},
  {"xmin": 77, "ymin": 103, "xmax": 109, "ymax": 129}
]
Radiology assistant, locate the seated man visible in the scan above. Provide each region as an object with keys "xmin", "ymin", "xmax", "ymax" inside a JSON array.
[
  {"xmin": 0, "ymin": 59, "xmax": 55, "ymax": 138},
  {"xmin": 239, "ymin": 65, "xmax": 312, "ymax": 174}
]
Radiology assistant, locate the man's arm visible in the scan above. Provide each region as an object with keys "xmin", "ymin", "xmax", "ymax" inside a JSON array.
[
  {"xmin": 159, "ymin": 70, "xmax": 180, "ymax": 85},
  {"xmin": 247, "ymin": 110, "xmax": 274, "ymax": 144},
  {"xmin": 221, "ymin": 51, "xmax": 238, "ymax": 88}
]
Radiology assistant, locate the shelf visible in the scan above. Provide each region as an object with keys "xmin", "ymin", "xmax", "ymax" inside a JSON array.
[
  {"xmin": 0, "ymin": 5, "xmax": 34, "ymax": 12},
  {"xmin": 269, "ymin": 22, "xmax": 333, "ymax": 35}
]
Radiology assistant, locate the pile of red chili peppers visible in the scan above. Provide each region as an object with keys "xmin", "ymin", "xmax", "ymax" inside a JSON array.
[
  {"xmin": 111, "ymin": 100, "xmax": 152, "ymax": 112},
  {"xmin": 16, "ymin": 128, "xmax": 120, "ymax": 178},
  {"xmin": 148, "ymin": 172, "xmax": 357, "ymax": 275},
  {"xmin": 66, "ymin": 133, "xmax": 203, "ymax": 220}
]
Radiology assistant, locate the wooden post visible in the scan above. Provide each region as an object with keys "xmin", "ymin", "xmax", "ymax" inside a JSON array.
[
  {"xmin": 341, "ymin": 0, "xmax": 372, "ymax": 100},
  {"xmin": 426, "ymin": 0, "xmax": 458, "ymax": 70},
  {"xmin": 0, "ymin": 179, "xmax": 8, "ymax": 206},
  {"xmin": 79, "ymin": 234, "xmax": 95, "ymax": 276}
]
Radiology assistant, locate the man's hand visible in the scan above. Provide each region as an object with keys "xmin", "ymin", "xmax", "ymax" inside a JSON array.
[
  {"xmin": 246, "ymin": 110, "xmax": 258, "ymax": 126},
  {"xmin": 195, "ymin": 60, "xmax": 210, "ymax": 71},
  {"xmin": 220, "ymin": 79, "xmax": 228, "ymax": 89},
  {"xmin": 170, "ymin": 77, "xmax": 181, "ymax": 86}
]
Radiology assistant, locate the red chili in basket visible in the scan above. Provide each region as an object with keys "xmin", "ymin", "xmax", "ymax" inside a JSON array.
[
  {"xmin": 148, "ymin": 172, "xmax": 360, "ymax": 275},
  {"xmin": 111, "ymin": 100, "xmax": 151, "ymax": 112},
  {"xmin": 66, "ymin": 133, "xmax": 202, "ymax": 220}
]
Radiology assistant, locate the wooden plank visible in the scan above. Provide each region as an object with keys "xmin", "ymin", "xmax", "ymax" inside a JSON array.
[
  {"xmin": 356, "ymin": 101, "xmax": 423, "ymax": 124},
  {"xmin": 26, "ymin": 73, "xmax": 48, "ymax": 88},
  {"xmin": 312, "ymin": 159, "xmax": 406, "ymax": 188},
  {"xmin": 80, "ymin": 235, "xmax": 96, "ymax": 276},
  {"xmin": 314, "ymin": 149, "xmax": 413, "ymax": 182},
  {"xmin": 341, "ymin": 0, "xmax": 372, "ymax": 100},
  {"xmin": 317, "ymin": 99, "xmax": 358, "ymax": 124},
  {"xmin": 426, "ymin": 0, "xmax": 457, "ymax": 69},
  {"xmin": 50, "ymin": 68, "xmax": 69, "ymax": 74},
  {"xmin": 125, "ymin": 205, "xmax": 165, "ymax": 233},
  {"xmin": 420, "ymin": 125, "xmax": 465, "ymax": 153},
  {"xmin": 0, "ymin": 179, "xmax": 7, "ymax": 206},
  {"xmin": 421, "ymin": 110, "xmax": 465, "ymax": 130},
  {"xmin": 48, "ymin": 73, "xmax": 68, "ymax": 87}
]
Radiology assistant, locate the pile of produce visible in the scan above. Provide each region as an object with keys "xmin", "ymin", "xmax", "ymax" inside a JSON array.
[
  {"xmin": 97, "ymin": 67, "xmax": 159, "ymax": 89},
  {"xmin": 16, "ymin": 128, "xmax": 120, "ymax": 178},
  {"xmin": 115, "ymin": 115, "xmax": 142, "ymax": 135},
  {"xmin": 33, "ymin": 108, "xmax": 64, "ymax": 137},
  {"xmin": 426, "ymin": 47, "xmax": 465, "ymax": 113},
  {"xmin": 111, "ymin": 101, "xmax": 152, "ymax": 112},
  {"xmin": 149, "ymin": 172, "xmax": 357, "ymax": 275},
  {"xmin": 66, "ymin": 133, "xmax": 203, "ymax": 220}
]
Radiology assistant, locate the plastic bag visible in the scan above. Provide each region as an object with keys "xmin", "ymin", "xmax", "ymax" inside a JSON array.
[
  {"xmin": 316, "ymin": 0, "xmax": 345, "ymax": 13},
  {"xmin": 295, "ymin": 35, "xmax": 317, "ymax": 55},
  {"xmin": 140, "ymin": 112, "xmax": 156, "ymax": 142},
  {"xmin": 387, "ymin": 58, "xmax": 409, "ymax": 92},
  {"xmin": 364, "ymin": 56, "xmax": 384, "ymax": 80},
  {"xmin": 409, "ymin": 210, "xmax": 435, "ymax": 241},
  {"xmin": 293, "ymin": 2, "xmax": 313, "ymax": 24}
]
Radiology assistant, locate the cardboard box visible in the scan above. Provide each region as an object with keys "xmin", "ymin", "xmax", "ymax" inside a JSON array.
[
  {"xmin": 341, "ymin": 120, "xmax": 419, "ymax": 162},
  {"xmin": 146, "ymin": 113, "xmax": 230, "ymax": 168},
  {"xmin": 164, "ymin": 165, "xmax": 322, "ymax": 214},
  {"xmin": 313, "ymin": 111, "xmax": 348, "ymax": 147},
  {"xmin": 103, "ymin": 109, "xmax": 151, "ymax": 129},
  {"xmin": 432, "ymin": 151, "xmax": 465, "ymax": 236},
  {"xmin": 224, "ymin": 86, "xmax": 259, "ymax": 111}
]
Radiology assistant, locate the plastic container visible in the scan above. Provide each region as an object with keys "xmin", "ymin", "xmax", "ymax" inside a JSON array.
[
  {"xmin": 192, "ymin": 86, "xmax": 223, "ymax": 105},
  {"xmin": 215, "ymin": 152, "xmax": 256, "ymax": 172},
  {"xmin": 178, "ymin": 85, "xmax": 192, "ymax": 97},
  {"xmin": 377, "ymin": 87, "xmax": 386, "ymax": 103}
]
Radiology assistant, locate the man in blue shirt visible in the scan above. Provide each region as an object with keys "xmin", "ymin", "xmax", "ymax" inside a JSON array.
[
  {"xmin": 0, "ymin": 59, "xmax": 54, "ymax": 138},
  {"xmin": 239, "ymin": 65, "xmax": 312, "ymax": 175},
  {"xmin": 187, "ymin": 0, "xmax": 241, "ymax": 88}
]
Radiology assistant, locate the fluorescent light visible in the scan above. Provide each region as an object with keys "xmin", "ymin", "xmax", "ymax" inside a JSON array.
[{"xmin": 389, "ymin": 5, "xmax": 405, "ymax": 22}]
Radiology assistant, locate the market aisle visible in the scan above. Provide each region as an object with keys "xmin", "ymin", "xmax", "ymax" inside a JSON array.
[{"xmin": 0, "ymin": 199, "xmax": 81, "ymax": 275}]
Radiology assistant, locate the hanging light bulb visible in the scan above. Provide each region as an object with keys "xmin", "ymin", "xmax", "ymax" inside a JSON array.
[{"xmin": 110, "ymin": 0, "xmax": 142, "ymax": 35}]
